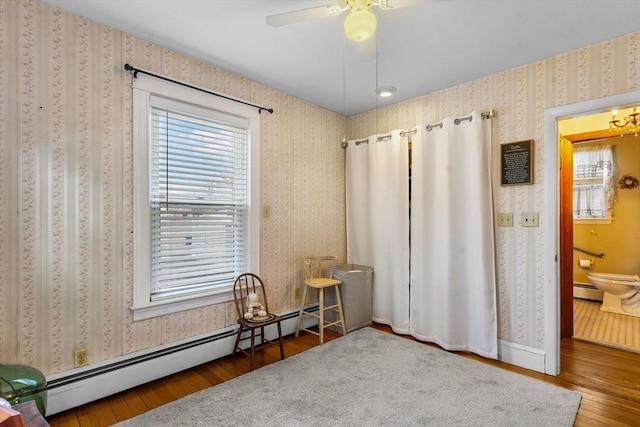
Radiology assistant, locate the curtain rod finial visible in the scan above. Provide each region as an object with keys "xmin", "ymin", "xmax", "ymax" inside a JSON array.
[
  {"xmin": 482, "ymin": 109, "xmax": 495, "ymax": 119},
  {"xmin": 124, "ymin": 63, "xmax": 138, "ymax": 78}
]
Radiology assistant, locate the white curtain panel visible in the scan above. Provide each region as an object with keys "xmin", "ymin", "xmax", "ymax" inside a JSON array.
[
  {"xmin": 345, "ymin": 131, "xmax": 410, "ymax": 333},
  {"xmin": 345, "ymin": 139, "xmax": 372, "ymax": 266},
  {"xmin": 410, "ymin": 112, "xmax": 498, "ymax": 358},
  {"xmin": 573, "ymin": 144, "xmax": 615, "ymax": 219}
]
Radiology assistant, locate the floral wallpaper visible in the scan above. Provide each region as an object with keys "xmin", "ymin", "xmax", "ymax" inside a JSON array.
[
  {"xmin": 348, "ymin": 31, "xmax": 639, "ymax": 349},
  {"xmin": 0, "ymin": 0, "xmax": 345, "ymax": 375},
  {"xmin": 1, "ymin": 0, "xmax": 638, "ymax": 376}
]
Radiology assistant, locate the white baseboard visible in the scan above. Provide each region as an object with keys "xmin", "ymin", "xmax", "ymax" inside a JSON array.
[
  {"xmin": 46, "ymin": 307, "xmax": 317, "ymax": 416},
  {"xmin": 46, "ymin": 317, "xmax": 549, "ymax": 416},
  {"xmin": 498, "ymin": 339, "xmax": 546, "ymax": 373}
]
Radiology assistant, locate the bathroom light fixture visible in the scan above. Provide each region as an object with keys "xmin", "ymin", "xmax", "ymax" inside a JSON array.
[
  {"xmin": 343, "ymin": 1, "xmax": 378, "ymax": 42},
  {"xmin": 376, "ymin": 86, "xmax": 396, "ymax": 97},
  {"xmin": 609, "ymin": 107, "xmax": 639, "ymax": 136}
]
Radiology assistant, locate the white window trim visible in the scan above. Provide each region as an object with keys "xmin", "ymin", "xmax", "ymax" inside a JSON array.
[{"xmin": 131, "ymin": 75, "xmax": 261, "ymax": 321}]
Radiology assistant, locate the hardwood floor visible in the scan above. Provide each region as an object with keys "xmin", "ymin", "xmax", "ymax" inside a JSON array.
[{"xmin": 46, "ymin": 324, "xmax": 640, "ymax": 427}]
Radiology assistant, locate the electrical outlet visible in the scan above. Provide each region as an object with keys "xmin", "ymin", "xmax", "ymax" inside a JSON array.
[
  {"xmin": 74, "ymin": 349, "xmax": 89, "ymax": 368},
  {"xmin": 497, "ymin": 213, "xmax": 513, "ymax": 227},
  {"xmin": 294, "ymin": 287, "xmax": 301, "ymax": 299},
  {"xmin": 522, "ymin": 212, "xmax": 539, "ymax": 227}
]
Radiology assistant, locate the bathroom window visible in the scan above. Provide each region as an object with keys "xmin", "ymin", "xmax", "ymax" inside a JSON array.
[{"xmin": 573, "ymin": 144, "xmax": 616, "ymax": 221}]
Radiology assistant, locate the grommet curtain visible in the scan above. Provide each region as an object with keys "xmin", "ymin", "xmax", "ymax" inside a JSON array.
[
  {"xmin": 345, "ymin": 111, "xmax": 498, "ymax": 358},
  {"xmin": 410, "ymin": 111, "xmax": 497, "ymax": 358},
  {"xmin": 345, "ymin": 130, "xmax": 410, "ymax": 333}
]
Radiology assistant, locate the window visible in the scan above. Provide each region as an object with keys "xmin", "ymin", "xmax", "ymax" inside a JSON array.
[
  {"xmin": 573, "ymin": 144, "xmax": 616, "ymax": 221},
  {"xmin": 132, "ymin": 76, "xmax": 260, "ymax": 321}
]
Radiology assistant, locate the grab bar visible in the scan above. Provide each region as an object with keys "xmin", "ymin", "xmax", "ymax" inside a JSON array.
[{"xmin": 573, "ymin": 246, "xmax": 605, "ymax": 258}]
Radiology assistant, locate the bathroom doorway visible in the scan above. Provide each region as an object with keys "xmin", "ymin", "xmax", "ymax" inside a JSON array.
[
  {"xmin": 558, "ymin": 110, "xmax": 640, "ymax": 352},
  {"xmin": 542, "ymin": 92, "xmax": 638, "ymax": 375}
]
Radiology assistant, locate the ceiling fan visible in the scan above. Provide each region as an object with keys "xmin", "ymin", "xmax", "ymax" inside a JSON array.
[{"xmin": 266, "ymin": 0, "xmax": 399, "ymax": 61}]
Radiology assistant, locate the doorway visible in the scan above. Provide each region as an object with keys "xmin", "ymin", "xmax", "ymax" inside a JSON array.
[
  {"xmin": 559, "ymin": 117, "xmax": 640, "ymax": 352},
  {"xmin": 542, "ymin": 91, "xmax": 640, "ymax": 375}
]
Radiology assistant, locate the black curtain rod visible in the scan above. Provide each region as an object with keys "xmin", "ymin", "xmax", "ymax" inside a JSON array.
[{"xmin": 123, "ymin": 63, "xmax": 274, "ymax": 114}]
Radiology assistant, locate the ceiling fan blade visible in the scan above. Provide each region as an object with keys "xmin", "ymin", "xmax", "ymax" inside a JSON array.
[
  {"xmin": 266, "ymin": 4, "xmax": 345, "ymax": 27},
  {"xmin": 357, "ymin": 36, "xmax": 377, "ymax": 62},
  {"xmin": 378, "ymin": 0, "xmax": 450, "ymax": 10}
]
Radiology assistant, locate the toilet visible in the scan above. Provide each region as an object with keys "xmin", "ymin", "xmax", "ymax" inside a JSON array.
[{"xmin": 587, "ymin": 272, "xmax": 640, "ymax": 317}]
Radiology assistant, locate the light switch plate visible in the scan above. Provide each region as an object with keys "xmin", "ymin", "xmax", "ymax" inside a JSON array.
[
  {"xmin": 522, "ymin": 212, "xmax": 539, "ymax": 227},
  {"xmin": 497, "ymin": 213, "xmax": 513, "ymax": 227}
]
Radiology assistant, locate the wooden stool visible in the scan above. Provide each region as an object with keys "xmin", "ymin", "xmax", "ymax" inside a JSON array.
[{"xmin": 295, "ymin": 256, "xmax": 347, "ymax": 343}]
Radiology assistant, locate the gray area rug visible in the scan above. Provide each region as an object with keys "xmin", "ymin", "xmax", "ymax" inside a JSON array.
[{"xmin": 115, "ymin": 328, "xmax": 581, "ymax": 426}]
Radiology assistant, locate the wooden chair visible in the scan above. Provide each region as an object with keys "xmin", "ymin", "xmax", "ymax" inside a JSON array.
[
  {"xmin": 232, "ymin": 273, "xmax": 285, "ymax": 371},
  {"xmin": 295, "ymin": 256, "xmax": 347, "ymax": 344}
]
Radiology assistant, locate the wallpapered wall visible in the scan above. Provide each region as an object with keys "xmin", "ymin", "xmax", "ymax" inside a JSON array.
[
  {"xmin": 1, "ymin": 0, "xmax": 639, "ymax": 376},
  {"xmin": 347, "ymin": 31, "xmax": 639, "ymax": 349},
  {"xmin": 0, "ymin": 0, "xmax": 346, "ymax": 375}
]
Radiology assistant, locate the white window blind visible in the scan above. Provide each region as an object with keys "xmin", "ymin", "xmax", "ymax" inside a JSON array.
[{"xmin": 150, "ymin": 104, "xmax": 249, "ymax": 300}]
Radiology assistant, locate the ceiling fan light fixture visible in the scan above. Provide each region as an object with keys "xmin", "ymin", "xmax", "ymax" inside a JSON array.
[
  {"xmin": 376, "ymin": 86, "xmax": 396, "ymax": 97},
  {"xmin": 343, "ymin": 9, "xmax": 377, "ymax": 42}
]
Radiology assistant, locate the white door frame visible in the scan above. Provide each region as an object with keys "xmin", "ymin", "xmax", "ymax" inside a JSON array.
[{"xmin": 543, "ymin": 90, "xmax": 640, "ymax": 375}]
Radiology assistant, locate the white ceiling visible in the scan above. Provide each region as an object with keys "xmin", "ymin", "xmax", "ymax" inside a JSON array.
[{"xmin": 42, "ymin": 0, "xmax": 640, "ymax": 116}]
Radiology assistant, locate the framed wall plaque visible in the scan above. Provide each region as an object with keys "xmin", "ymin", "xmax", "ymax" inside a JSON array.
[{"xmin": 500, "ymin": 140, "xmax": 533, "ymax": 186}]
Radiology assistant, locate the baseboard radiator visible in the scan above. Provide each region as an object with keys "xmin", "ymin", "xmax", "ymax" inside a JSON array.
[
  {"xmin": 45, "ymin": 306, "xmax": 317, "ymax": 416},
  {"xmin": 573, "ymin": 281, "xmax": 604, "ymax": 301}
]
